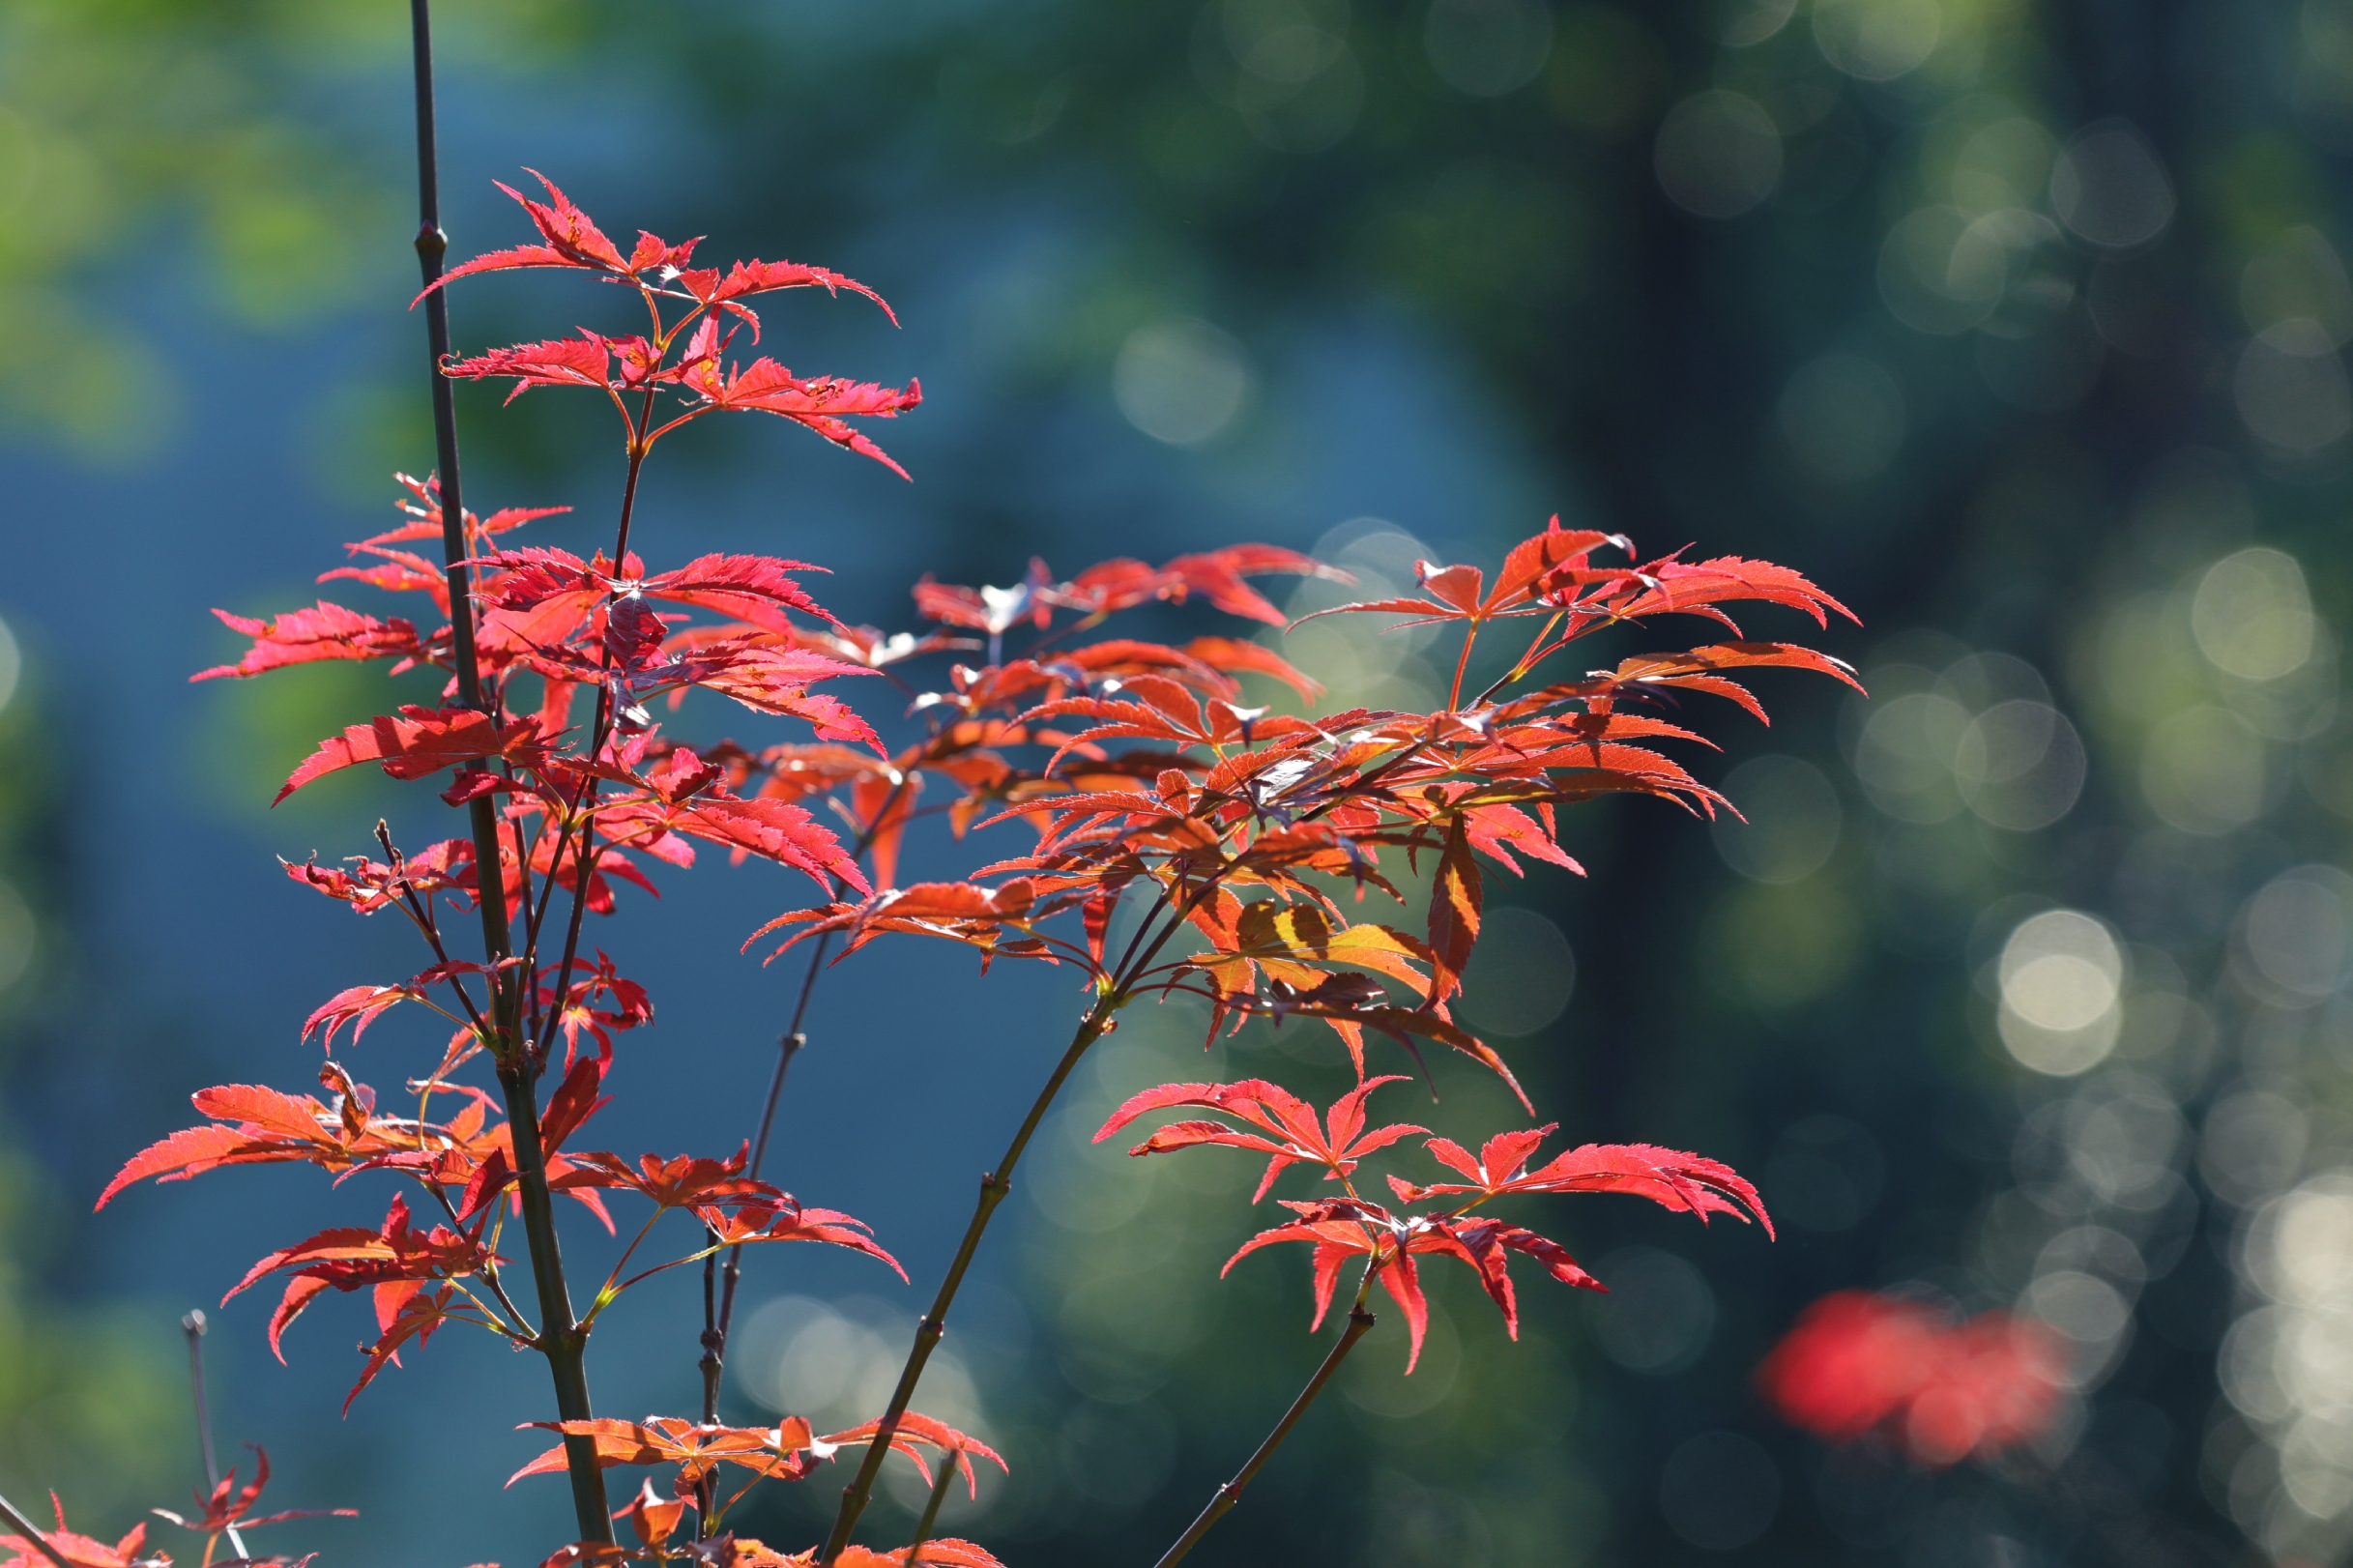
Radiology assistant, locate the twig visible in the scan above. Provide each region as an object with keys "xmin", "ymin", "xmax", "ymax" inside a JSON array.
[
  {"xmin": 821, "ymin": 733, "xmax": 1431, "ymax": 1562},
  {"xmin": 181, "ymin": 1311, "xmax": 249, "ymax": 1563},
  {"xmin": 1149, "ymin": 1307, "xmax": 1378, "ymax": 1568},
  {"xmin": 904, "ymin": 1443, "xmax": 960, "ymax": 1564},
  {"xmin": 0, "ymin": 1488, "xmax": 74, "ymax": 1568},
  {"xmin": 699, "ymin": 771, "xmax": 911, "ymax": 1446},
  {"xmin": 820, "ymin": 998, "xmax": 1117, "ymax": 1560},
  {"xmin": 701, "ymin": 1029, "xmax": 805, "ymax": 1438}
]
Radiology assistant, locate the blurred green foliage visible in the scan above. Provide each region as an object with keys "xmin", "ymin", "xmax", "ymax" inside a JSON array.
[{"xmin": 0, "ymin": 628, "xmax": 180, "ymax": 1526}]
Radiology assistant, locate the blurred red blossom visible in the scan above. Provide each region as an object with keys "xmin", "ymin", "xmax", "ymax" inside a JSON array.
[{"xmin": 1757, "ymin": 1291, "xmax": 2069, "ymax": 1466}]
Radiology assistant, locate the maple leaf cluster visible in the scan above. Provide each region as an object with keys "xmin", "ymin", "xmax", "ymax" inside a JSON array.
[
  {"xmin": 1097, "ymin": 1078, "xmax": 1772, "ymax": 1370},
  {"xmin": 99, "ymin": 166, "xmax": 1867, "ymax": 1566},
  {"xmin": 1756, "ymin": 1291, "xmax": 2071, "ymax": 1466}
]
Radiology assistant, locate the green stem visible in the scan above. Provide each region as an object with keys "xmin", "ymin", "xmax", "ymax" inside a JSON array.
[
  {"xmin": 1150, "ymin": 1306, "xmax": 1378, "ymax": 1568},
  {"xmin": 820, "ymin": 1001, "xmax": 1117, "ymax": 1561}
]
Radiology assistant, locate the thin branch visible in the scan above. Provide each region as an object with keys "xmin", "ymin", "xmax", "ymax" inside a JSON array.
[
  {"xmin": 0, "ymin": 1488, "xmax": 74, "ymax": 1568},
  {"xmin": 822, "ymin": 720, "xmax": 1446, "ymax": 1561},
  {"xmin": 1149, "ymin": 1307, "xmax": 1378, "ymax": 1568},
  {"xmin": 821, "ymin": 998, "xmax": 1117, "ymax": 1561},
  {"xmin": 181, "ymin": 1312, "xmax": 248, "ymax": 1564},
  {"xmin": 702, "ymin": 771, "xmax": 912, "ymax": 1429},
  {"xmin": 529, "ymin": 384, "xmax": 655, "ymax": 1068},
  {"xmin": 704, "ymin": 1028, "xmax": 802, "ymax": 1429},
  {"xmin": 904, "ymin": 1443, "xmax": 960, "ymax": 1564}
]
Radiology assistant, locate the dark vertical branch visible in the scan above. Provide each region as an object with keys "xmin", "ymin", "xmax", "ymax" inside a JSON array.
[
  {"xmin": 410, "ymin": 0, "xmax": 514, "ymax": 988},
  {"xmin": 409, "ymin": 0, "xmax": 608, "ymax": 1543}
]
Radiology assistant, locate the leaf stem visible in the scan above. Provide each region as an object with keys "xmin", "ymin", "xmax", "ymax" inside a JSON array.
[
  {"xmin": 1148, "ymin": 1306, "xmax": 1378, "ymax": 1568},
  {"xmin": 0, "ymin": 1488, "xmax": 73, "ymax": 1568}
]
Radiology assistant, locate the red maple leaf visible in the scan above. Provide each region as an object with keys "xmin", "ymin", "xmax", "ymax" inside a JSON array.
[
  {"xmin": 275, "ymin": 706, "xmax": 554, "ymax": 805},
  {"xmin": 508, "ymin": 1416, "xmax": 824, "ymax": 1491},
  {"xmin": 0, "ymin": 1502, "xmax": 154, "ymax": 1568},
  {"xmin": 1095, "ymin": 1076, "xmax": 1426, "ymax": 1201},
  {"xmin": 150, "ymin": 1444, "xmax": 357, "ymax": 1544},
  {"xmin": 223, "ymin": 1192, "xmax": 499, "ymax": 1366},
  {"xmin": 193, "ymin": 601, "xmax": 424, "ymax": 681},
  {"xmin": 1399, "ymin": 1133, "xmax": 1774, "ymax": 1235},
  {"xmin": 675, "ymin": 358, "xmax": 923, "ymax": 479}
]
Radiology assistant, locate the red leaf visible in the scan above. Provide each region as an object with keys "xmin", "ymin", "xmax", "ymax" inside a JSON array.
[
  {"xmin": 1095, "ymin": 1077, "xmax": 1424, "ymax": 1202},
  {"xmin": 442, "ymin": 334, "xmax": 613, "ymax": 402},
  {"xmin": 681, "ymin": 359, "xmax": 923, "ymax": 478},
  {"xmin": 192, "ymin": 602, "xmax": 422, "ymax": 682},
  {"xmin": 276, "ymin": 707, "xmax": 552, "ymax": 805},
  {"xmin": 1374, "ymin": 1245, "xmax": 1431, "ymax": 1373},
  {"xmin": 639, "ymin": 553, "xmax": 841, "ymax": 633},
  {"xmin": 94, "ymin": 1123, "xmax": 256, "ymax": 1208},
  {"xmin": 415, "ymin": 170, "xmax": 629, "ymax": 304},
  {"xmin": 691, "ymin": 257, "xmax": 899, "ymax": 328},
  {"xmin": 300, "ymin": 983, "xmax": 420, "ymax": 1051}
]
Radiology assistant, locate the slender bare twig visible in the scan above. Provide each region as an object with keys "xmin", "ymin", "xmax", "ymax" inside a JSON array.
[
  {"xmin": 820, "ymin": 996, "xmax": 1117, "ymax": 1561},
  {"xmin": 181, "ymin": 1311, "xmax": 249, "ymax": 1563},
  {"xmin": 1150, "ymin": 1307, "xmax": 1379, "ymax": 1568},
  {"xmin": 699, "ymin": 772, "xmax": 914, "ymax": 1451},
  {"xmin": 904, "ymin": 1443, "xmax": 961, "ymax": 1564}
]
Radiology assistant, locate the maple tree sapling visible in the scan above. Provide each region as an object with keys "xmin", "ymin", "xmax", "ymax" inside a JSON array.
[{"xmin": 75, "ymin": 4, "xmax": 1867, "ymax": 1564}]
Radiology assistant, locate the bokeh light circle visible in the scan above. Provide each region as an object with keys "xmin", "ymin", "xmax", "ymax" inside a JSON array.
[
  {"xmin": 1654, "ymin": 90, "xmax": 1781, "ymax": 219},
  {"xmin": 2049, "ymin": 120, "xmax": 2175, "ymax": 249},
  {"xmin": 1998, "ymin": 910, "xmax": 2124, "ymax": 1076},
  {"xmin": 1812, "ymin": 0, "xmax": 1942, "ymax": 81},
  {"xmin": 2194, "ymin": 548, "xmax": 2317, "ymax": 680},
  {"xmin": 1423, "ymin": 0, "xmax": 1554, "ymax": 97},
  {"xmin": 1112, "ymin": 316, "xmax": 1254, "ymax": 445},
  {"xmin": 1713, "ymin": 753, "xmax": 1844, "ymax": 882}
]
